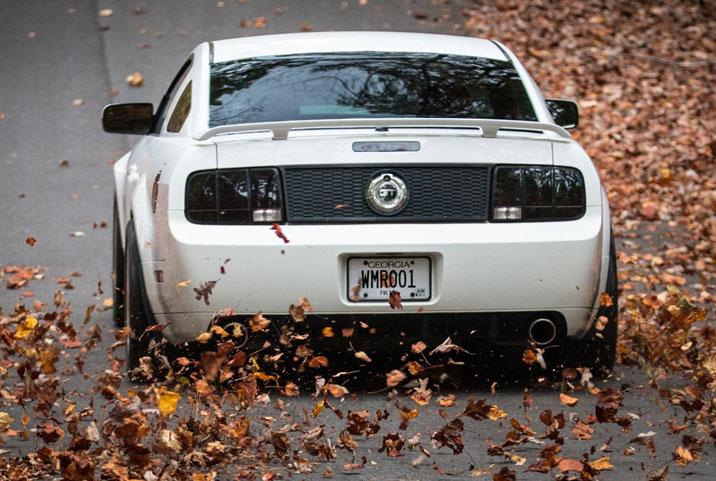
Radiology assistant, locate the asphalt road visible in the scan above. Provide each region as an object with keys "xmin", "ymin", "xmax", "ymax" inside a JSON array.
[{"xmin": 0, "ymin": 1, "xmax": 712, "ymax": 479}]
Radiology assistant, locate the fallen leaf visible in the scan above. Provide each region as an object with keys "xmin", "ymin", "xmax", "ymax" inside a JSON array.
[
  {"xmin": 14, "ymin": 315, "xmax": 38, "ymax": 339},
  {"xmin": 126, "ymin": 72, "xmax": 144, "ymax": 87},
  {"xmin": 572, "ymin": 421, "xmax": 594, "ymax": 440},
  {"xmin": 560, "ymin": 393, "xmax": 579, "ymax": 407},
  {"xmin": 438, "ymin": 394, "xmax": 456, "ymax": 407},
  {"xmin": 156, "ymin": 388, "xmax": 181, "ymax": 416},
  {"xmin": 325, "ymin": 384, "xmax": 349, "ymax": 398},
  {"xmin": 388, "ymin": 290, "xmax": 403, "ymax": 309},
  {"xmin": 557, "ymin": 458, "xmax": 584, "ymax": 472},
  {"xmin": 588, "ymin": 456, "xmax": 614, "ymax": 471},
  {"xmin": 354, "ymin": 351, "xmax": 372, "ymax": 362},
  {"xmin": 0, "ymin": 413, "xmax": 13, "ymax": 430},
  {"xmin": 386, "ymin": 369, "xmax": 406, "ymax": 387},
  {"xmin": 411, "ymin": 341, "xmax": 427, "ymax": 354},
  {"xmin": 308, "ymin": 356, "xmax": 329, "ymax": 369}
]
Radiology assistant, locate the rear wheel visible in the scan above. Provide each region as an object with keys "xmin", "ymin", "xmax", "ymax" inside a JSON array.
[
  {"xmin": 124, "ymin": 221, "xmax": 158, "ymax": 376},
  {"xmin": 112, "ymin": 198, "xmax": 125, "ymax": 327}
]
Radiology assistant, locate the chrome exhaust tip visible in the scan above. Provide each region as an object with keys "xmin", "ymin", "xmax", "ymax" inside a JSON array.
[{"xmin": 528, "ymin": 318, "xmax": 557, "ymax": 346}]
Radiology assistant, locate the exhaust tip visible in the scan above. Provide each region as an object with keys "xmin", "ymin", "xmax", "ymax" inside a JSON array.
[{"xmin": 529, "ymin": 318, "xmax": 557, "ymax": 346}]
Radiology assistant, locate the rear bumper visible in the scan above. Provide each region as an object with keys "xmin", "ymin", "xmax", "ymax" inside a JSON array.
[{"xmin": 146, "ymin": 206, "xmax": 605, "ymax": 344}]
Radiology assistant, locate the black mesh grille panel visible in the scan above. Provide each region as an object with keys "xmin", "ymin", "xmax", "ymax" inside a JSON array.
[{"xmin": 283, "ymin": 165, "xmax": 490, "ymax": 223}]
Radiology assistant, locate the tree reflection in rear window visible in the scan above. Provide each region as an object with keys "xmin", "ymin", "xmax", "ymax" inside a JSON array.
[{"xmin": 209, "ymin": 52, "xmax": 537, "ymax": 127}]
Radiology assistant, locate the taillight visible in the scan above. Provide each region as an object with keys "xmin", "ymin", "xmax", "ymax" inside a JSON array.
[
  {"xmin": 186, "ymin": 168, "xmax": 283, "ymax": 224},
  {"xmin": 491, "ymin": 166, "xmax": 585, "ymax": 221}
]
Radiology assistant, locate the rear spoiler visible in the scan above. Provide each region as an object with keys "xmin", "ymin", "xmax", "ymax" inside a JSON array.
[{"xmin": 193, "ymin": 117, "xmax": 571, "ymax": 141}]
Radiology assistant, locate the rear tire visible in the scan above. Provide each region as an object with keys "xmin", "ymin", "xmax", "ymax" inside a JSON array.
[
  {"xmin": 567, "ymin": 236, "xmax": 618, "ymax": 376},
  {"xmin": 124, "ymin": 221, "xmax": 157, "ymax": 376},
  {"xmin": 112, "ymin": 198, "xmax": 125, "ymax": 327}
]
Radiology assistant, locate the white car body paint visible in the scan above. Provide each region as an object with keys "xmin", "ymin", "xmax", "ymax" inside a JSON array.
[{"xmin": 113, "ymin": 32, "xmax": 611, "ymax": 345}]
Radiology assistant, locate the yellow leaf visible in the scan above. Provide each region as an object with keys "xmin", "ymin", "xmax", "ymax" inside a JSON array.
[
  {"xmin": 14, "ymin": 316, "xmax": 38, "ymax": 339},
  {"xmin": 312, "ymin": 398, "xmax": 325, "ymax": 417},
  {"xmin": 438, "ymin": 394, "xmax": 456, "ymax": 407},
  {"xmin": 406, "ymin": 361, "xmax": 424, "ymax": 376},
  {"xmin": 231, "ymin": 323, "xmax": 244, "ymax": 338},
  {"xmin": 398, "ymin": 407, "xmax": 418, "ymax": 422},
  {"xmin": 210, "ymin": 325, "xmax": 229, "ymax": 338},
  {"xmin": 675, "ymin": 445, "xmax": 694, "ymax": 465},
  {"xmin": 0, "ymin": 412, "xmax": 13, "ymax": 430},
  {"xmin": 196, "ymin": 332, "xmax": 212, "ymax": 343},
  {"xmin": 192, "ymin": 473, "xmax": 216, "ymax": 481},
  {"xmin": 254, "ymin": 371, "xmax": 277, "ymax": 382},
  {"xmin": 487, "ymin": 405, "xmax": 507, "ymax": 420},
  {"xmin": 588, "ymin": 457, "xmax": 613, "ymax": 471},
  {"xmin": 156, "ymin": 388, "xmax": 181, "ymax": 417}
]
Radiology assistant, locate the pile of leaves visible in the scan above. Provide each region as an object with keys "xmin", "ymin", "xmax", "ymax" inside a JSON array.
[
  {"xmin": 0, "ymin": 271, "xmax": 713, "ymax": 480},
  {"xmin": 459, "ymin": 0, "xmax": 715, "ymax": 292}
]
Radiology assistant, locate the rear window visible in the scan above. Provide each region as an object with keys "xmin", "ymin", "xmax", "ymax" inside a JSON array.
[{"xmin": 209, "ymin": 52, "xmax": 536, "ymax": 127}]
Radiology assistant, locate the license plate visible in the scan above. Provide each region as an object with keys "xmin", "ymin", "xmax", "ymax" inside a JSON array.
[{"xmin": 347, "ymin": 256, "xmax": 431, "ymax": 302}]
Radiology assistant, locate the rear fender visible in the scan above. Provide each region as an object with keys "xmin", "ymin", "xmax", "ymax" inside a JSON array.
[
  {"xmin": 113, "ymin": 151, "xmax": 131, "ymax": 247},
  {"xmin": 578, "ymin": 186, "xmax": 612, "ymax": 337}
]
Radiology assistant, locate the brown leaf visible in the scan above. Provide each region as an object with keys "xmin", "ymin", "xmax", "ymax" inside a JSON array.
[
  {"xmin": 599, "ymin": 292, "xmax": 614, "ymax": 307},
  {"xmin": 248, "ymin": 312, "xmax": 271, "ymax": 332},
  {"xmin": 386, "ymin": 369, "xmax": 406, "ymax": 387},
  {"xmin": 572, "ymin": 421, "xmax": 594, "ymax": 440},
  {"xmin": 308, "ymin": 356, "xmax": 329, "ymax": 369},
  {"xmin": 284, "ymin": 382, "xmax": 300, "ymax": 397},
  {"xmin": 378, "ymin": 432, "xmax": 405, "ymax": 457},
  {"xmin": 325, "ymin": 383, "xmax": 349, "ymax": 398},
  {"xmin": 492, "ymin": 467, "xmax": 516, "ymax": 481},
  {"xmin": 271, "ymin": 223, "xmax": 289, "ymax": 243},
  {"xmin": 411, "ymin": 341, "xmax": 427, "ymax": 354},
  {"xmin": 556, "ymin": 458, "xmax": 584, "ymax": 473},
  {"xmin": 36, "ymin": 422, "xmax": 64, "ymax": 443},
  {"xmin": 522, "ymin": 348, "xmax": 538, "ymax": 364},
  {"xmin": 388, "ymin": 290, "xmax": 403, "ymax": 309}
]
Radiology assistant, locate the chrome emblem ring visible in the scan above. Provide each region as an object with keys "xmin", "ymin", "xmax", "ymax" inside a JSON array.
[{"xmin": 366, "ymin": 173, "xmax": 409, "ymax": 215}]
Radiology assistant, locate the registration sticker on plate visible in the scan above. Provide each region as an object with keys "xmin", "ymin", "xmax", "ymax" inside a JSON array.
[{"xmin": 347, "ymin": 256, "xmax": 431, "ymax": 302}]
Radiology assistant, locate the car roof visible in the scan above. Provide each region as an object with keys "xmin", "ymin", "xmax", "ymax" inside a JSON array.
[{"xmin": 210, "ymin": 31, "xmax": 508, "ymax": 63}]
